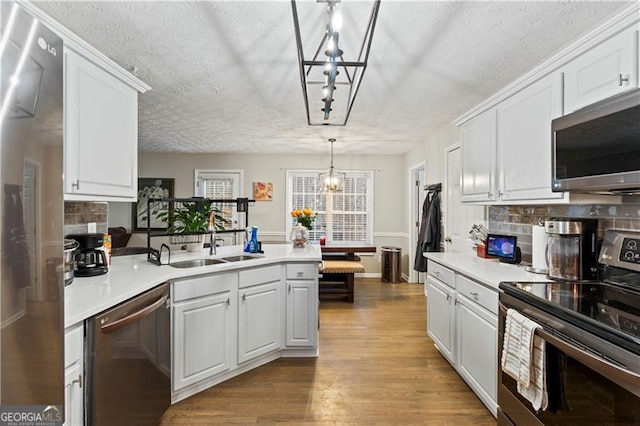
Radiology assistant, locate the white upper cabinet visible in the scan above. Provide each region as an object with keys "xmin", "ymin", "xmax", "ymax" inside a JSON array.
[
  {"xmin": 496, "ymin": 73, "xmax": 565, "ymax": 202},
  {"xmin": 460, "ymin": 109, "xmax": 496, "ymax": 202},
  {"xmin": 564, "ymin": 26, "xmax": 638, "ymax": 114},
  {"xmin": 64, "ymin": 49, "xmax": 141, "ymax": 201}
]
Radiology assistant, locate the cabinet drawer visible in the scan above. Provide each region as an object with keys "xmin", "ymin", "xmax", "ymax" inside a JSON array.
[
  {"xmin": 286, "ymin": 263, "xmax": 317, "ymax": 280},
  {"xmin": 455, "ymin": 274, "xmax": 498, "ymax": 314},
  {"xmin": 239, "ymin": 265, "xmax": 281, "ymax": 288},
  {"xmin": 173, "ymin": 272, "xmax": 237, "ymax": 302},
  {"xmin": 427, "ymin": 261, "xmax": 455, "ymax": 289},
  {"xmin": 64, "ymin": 323, "xmax": 84, "ymax": 369}
]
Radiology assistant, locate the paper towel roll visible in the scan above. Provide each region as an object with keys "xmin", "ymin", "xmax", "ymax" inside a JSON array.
[{"xmin": 531, "ymin": 225, "xmax": 548, "ymax": 272}]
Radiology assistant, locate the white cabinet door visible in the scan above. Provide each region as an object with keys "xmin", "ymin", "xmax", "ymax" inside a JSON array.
[
  {"xmin": 238, "ymin": 281, "xmax": 282, "ymax": 364},
  {"xmin": 426, "ymin": 276, "xmax": 455, "ymax": 365},
  {"xmin": 456, "ymin": 294, "xmax": 498, "ymax": 416},
  {"xmin": 460, "ymin": 109, "xmax": 496, "ymax": 202},
  {"xmin": 64, "ymin": 363, "xmax": 83, "ymax": 426},
  {"xmin": 564, "ymin": 27, "xmax": 638, "ymax": 113},
  {"xmin": 64, "ymin": 324, "xmax": 84, "ymax": 426},
  {"xmin": 496, "ymin": 73, "xmax": 564, "ymax": 202},
  {"xmin": 445, "ymin": 145, "xmax": 485, "ymax": 252},
  {"xmin": 172, "ymin": 291, "xmax": 234, "ymax": 392},
  {"xmin": 64, "ymin": 48, "xmax": 138, "ymax": 201},
  {"xmin": 285, "ymin": 280, "xmax": 317, "ymax": 347}
]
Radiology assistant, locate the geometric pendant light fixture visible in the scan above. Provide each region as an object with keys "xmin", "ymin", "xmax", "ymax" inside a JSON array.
[{"xmin": 291, "ymin": 0, "xmax": 381, "ymax": 126}]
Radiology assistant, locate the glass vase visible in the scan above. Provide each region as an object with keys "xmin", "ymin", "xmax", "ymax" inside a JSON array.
[{"xmin": 289, "ymin": 223, "xmax": 309, "ymax": 248}]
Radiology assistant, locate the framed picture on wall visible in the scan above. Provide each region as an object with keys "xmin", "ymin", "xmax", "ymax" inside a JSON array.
[{"xmin": 133, "ymin": 178, "xmax": 175, "ymax": 232}]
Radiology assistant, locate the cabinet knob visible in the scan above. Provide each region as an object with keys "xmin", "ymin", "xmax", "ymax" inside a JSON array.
[
  {"xmin": 297, "ymin": 271, "xmax": 303, "ymax": 277},
  {"xmin": 226, "ymin": 298, "xmax": 230, "ymax": 306},
  {"xmin": 488, "ymin": 192, "xmax": 493, "ymax": 198},
  {"xmin": 470, "ymin": 291, "xmax": 479, "ymax": 300},
  {"xmin": 242, "ymin": 294, "xmax": 246, "ymax": 302},
  {"xmin": 288, "ymin": 285, "xmax": 291, "ymax": 294},
  {"xmin": 72, "ymin": 179, "xmax": 80, "ymax": 190},
  {"xmin": 618, "ymin": 74, "xmax": 629, "ymax": 86},
  {"xmin": 445, "ymin": 237, "xmax": 452, "ymax": 243},
  {"xmin": 446, "ymin": 294, "xmax": 451, "ymax": 301},
  {"xmin": 498, "ymin": 191, "xmax": 504, "ymax": 198},
  {"xmin": 433, "ymin": 271, "xmax": 441, "ymax": 277}
]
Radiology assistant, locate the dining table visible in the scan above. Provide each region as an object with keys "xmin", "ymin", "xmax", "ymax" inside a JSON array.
[{"xmin": 319, "ymin": 241, "xmax": 376, "ymax": 260}]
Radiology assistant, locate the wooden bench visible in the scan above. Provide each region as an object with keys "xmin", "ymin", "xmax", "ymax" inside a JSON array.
[{"xmin": 319, "ymin": 260, "xmax": 365, "ymax": 303}]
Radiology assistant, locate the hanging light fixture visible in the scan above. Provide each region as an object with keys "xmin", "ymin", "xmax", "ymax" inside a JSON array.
[
  {"xmin": 319, "ymin": 138, "xmax": 346, "ymax": 192},
  {"xmin": 291, "ymin": 0, "xmax": 381, "ymax": 126}
]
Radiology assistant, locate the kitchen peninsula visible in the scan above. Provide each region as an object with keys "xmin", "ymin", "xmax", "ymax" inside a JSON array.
[{"xmin": 64, "ymin": 243, "xmax": 321, "ymax": 423}]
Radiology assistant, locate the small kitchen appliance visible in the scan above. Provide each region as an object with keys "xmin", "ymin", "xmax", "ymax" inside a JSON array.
[
  {"xmin": 545, "ymin": 218, "xmax": 598, "ymax": 281},
  {"xmin": 63, "ymin": 238, "xmax": 80, "ymax": 285},
  {"xmin": 66, "ymin": 233, "xmax": 109, "ymax": 277}
]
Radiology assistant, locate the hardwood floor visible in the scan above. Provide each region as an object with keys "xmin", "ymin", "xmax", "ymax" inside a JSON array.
[{"xmin": 160, "ymin": 278, "xmax": 496, "ymax": 425}]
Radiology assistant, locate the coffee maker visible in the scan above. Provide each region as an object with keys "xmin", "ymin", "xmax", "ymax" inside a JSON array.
[
  {"xmin": 66, "ymin": 233, "xmax": 108, "ymax": 277},
  {"xmin": 545, "ymin": 219, "xmax": 598, "ymax": 281}
]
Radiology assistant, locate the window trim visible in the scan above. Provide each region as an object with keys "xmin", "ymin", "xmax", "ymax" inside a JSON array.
[
  {"xmin": 286, "ymin": 169, "xmax": 374, "ymax": 244},
  {"xmin": 193, "ymin": 169, "xmax": 243, "ymax": 198}
]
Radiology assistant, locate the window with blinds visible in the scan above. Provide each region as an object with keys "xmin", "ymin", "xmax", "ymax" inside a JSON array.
[
  {"xmin": 287, "ymin": 170, "xmax": 373, "ymax": 243},
  {"xmin": 195, "ymin": 170, "xmax": 242, "ymax": 228}
]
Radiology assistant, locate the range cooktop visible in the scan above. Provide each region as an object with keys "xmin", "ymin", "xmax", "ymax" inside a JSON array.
[{"xmin": 500, "ymin": 229, "xmax": 640, "ymax": 356}]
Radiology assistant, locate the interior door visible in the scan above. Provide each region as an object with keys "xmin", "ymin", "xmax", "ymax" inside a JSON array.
[{"xmin": 410, "ymin": 164, "xmax": 426, "ymax": 283}]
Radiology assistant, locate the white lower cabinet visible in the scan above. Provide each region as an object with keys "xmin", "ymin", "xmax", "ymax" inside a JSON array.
[
  {"xmin": 64, "ymin": 323, "xmax": 84, "ymax": 426},
  {"xmin": 171, "ymin": 273, "xmax": 237, "ymax": 393},
  {"xmin": 237, "ymin": 265, "xmax": 283, "ymax": 364},
  {"xmin": 456, "ymin": 293, "xmax": 498, "ymax": 415},
  {"xmin": 426, "ymin": 275, "xmax": 455, "ymax": 365},
  {"xmin": 285, "ymin": 263, "xmax": 318, "ymax": 347},
  {"xmin": 169, "ymin": 262, "xmax": 317, "ymax": 402},
  {"xmin": 426, "ymin": 260, "xmax": 498, "ymax": 417}
]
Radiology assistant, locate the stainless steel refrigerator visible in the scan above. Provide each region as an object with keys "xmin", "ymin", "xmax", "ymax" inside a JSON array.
[{"xmin": 1, "ymin": 0, "xmax": 64, "ymax": 420}]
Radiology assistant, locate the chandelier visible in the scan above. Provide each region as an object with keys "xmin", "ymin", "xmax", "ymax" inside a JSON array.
[
  {"xmin": 291, "ymin": 0, "xmax": 381, "ymax": 126},
  {"xmin": 318, "ymin": 138, "xmax": 346, "ymax": 192}
]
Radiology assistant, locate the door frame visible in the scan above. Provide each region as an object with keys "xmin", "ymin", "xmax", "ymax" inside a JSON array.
[{"xmin": 408, "ymin": 161, "xmax": 426, "ymax": 284}]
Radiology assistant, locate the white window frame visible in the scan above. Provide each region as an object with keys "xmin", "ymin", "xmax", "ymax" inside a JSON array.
[
  {"xmin": 286, "ymin": 169, "xmax": 374, "ymax": 244},
  {"xmin": 194, "ymin": 169, "xmax": 243, "ymax": 236}
]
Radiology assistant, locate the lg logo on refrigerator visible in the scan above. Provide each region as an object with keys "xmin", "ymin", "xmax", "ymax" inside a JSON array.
[{"xmin": 37, "ymin": 37, "xmax": 56, "ymax": 56}]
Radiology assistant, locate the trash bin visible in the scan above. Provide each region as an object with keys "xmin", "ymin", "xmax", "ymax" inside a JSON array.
[{"xmin": 381, "ymin": 246, "xmax": 401, "ymax": 283}]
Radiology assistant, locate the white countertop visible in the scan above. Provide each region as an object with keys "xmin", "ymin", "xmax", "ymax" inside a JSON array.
[
  {"xmin": 424, "ymin": 251, "xmax": 549, "ymax": 291},
  {"xmin": 65, "ymin": 243, "xmax": 322, "ymax": 328}
]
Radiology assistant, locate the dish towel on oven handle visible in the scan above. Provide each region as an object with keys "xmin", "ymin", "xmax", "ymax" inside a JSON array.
[{"xmin": 501, "ymin": 308, "xmax": 548, "ymax": 411}]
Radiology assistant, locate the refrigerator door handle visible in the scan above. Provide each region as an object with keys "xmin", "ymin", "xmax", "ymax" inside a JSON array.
[{"xmin": 100, "ymin": 293, "xmax": 169, "ymax": 334}]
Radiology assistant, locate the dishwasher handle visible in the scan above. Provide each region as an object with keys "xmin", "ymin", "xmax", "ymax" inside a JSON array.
[{"xmin": 100, "ymin": 293, "xmax": 169, "ymax": 334}]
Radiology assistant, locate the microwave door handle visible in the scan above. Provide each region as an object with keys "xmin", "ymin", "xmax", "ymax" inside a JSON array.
[
  {"xmin": 535, "ymin": 327, "xmax": 640, "ymax": 398},
  {"xmin": 100, "ymin": 293, "xmax": 169, "ymax": 334}
]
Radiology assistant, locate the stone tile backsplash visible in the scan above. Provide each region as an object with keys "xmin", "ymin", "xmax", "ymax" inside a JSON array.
[
  {"xmin": 64, "ymin": 202, "xmax": 108, "ymax": 236},
  {"xmin": 488, "ymin": 204, "xmax": 640, "ymax": 262}
]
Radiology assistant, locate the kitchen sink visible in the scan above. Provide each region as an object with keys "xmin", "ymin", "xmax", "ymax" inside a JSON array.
[
  {"xmin": 221, "ymin": 254, "xmax": 264, "ymax": 262},
  {"xmin": 170, "ymin": 258, "xmax": 228, "ymax": 268}
]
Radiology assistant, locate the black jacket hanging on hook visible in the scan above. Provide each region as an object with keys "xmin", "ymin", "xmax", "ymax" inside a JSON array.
[{"xmin": 413, "ymin": 188, "xmax": 441, "ymax": 272}]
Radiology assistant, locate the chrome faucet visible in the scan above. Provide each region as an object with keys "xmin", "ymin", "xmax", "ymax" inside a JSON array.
[{"xmin": 208, "ymin": 211, "xmax": 216, "ymax": 255}]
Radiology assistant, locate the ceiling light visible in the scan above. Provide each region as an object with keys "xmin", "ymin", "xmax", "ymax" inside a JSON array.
[
  {"xmin": 291, "ymin": 0, "xmax": 381, "ymax": 126},
  {"xmin": 318, "ymin": 138, "xmax": 346, "ymax": 192}
]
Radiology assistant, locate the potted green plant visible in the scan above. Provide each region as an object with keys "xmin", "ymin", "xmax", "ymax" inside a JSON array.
[{"xmin": 156, "ymin": 198, "xmax": 228, "ymax": 251}]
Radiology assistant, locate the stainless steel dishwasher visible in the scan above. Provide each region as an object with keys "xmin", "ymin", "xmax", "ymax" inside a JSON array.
[{"xmin": 85, "ymin": 283, "xmax": 171, "ymax": 425}]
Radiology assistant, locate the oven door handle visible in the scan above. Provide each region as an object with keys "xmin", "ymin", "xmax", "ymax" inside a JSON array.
[{"xmin": 100, "ymin": 293, "xmax": 169, "ymax": 334}]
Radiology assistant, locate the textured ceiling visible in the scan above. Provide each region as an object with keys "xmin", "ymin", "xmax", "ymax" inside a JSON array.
[{"xmin": 37, "ymin": 1, "xmax": 632, "ymax": 155}]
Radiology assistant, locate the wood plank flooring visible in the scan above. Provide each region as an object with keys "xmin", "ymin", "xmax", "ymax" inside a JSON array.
[{"xmin": 160, "ymin": 278, "xmax": 496, "ymax": 425}]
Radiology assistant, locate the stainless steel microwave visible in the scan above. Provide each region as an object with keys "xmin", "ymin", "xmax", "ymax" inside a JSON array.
[{"xmin": 551, "ymin": 88, "xmax": 640, "ymax": 194}]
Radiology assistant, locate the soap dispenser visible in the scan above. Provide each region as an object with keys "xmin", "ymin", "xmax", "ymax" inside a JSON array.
[{"xmin": 244, "ymin": 226, "xmax": 259, "ymax": 253}]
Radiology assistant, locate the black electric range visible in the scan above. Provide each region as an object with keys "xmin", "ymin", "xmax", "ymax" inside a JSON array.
[{"xmin": 500, "ymin": 229, "xmax": 640, "ymax": 357}]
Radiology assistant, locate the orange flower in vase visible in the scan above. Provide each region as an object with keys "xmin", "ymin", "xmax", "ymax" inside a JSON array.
[{"xmin": 290, "ymin": 208, "xmax": 316, "ymax": 230}]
